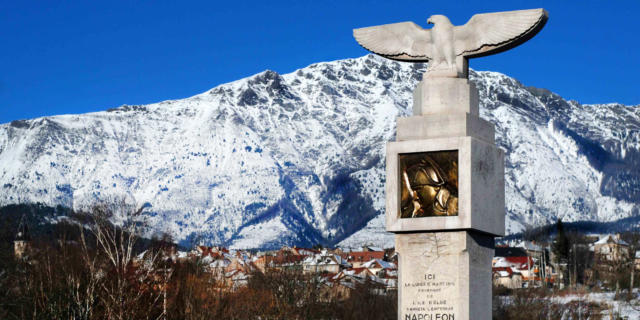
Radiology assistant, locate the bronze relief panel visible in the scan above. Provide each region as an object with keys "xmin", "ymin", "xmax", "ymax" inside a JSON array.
[{"xmin": 399, "ymin": 151, "xmax": 458, "ymax": 218}]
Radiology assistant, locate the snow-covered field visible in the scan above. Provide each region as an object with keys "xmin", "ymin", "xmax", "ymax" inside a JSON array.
[
  {"xmin": 584, "ymin": 292, "xmax": 640, "ymax": 319},
  {"xmin": 555, "ymin": 291, "xmax": 640, "ymax": 319},
  {"xmin": 497, "ymin": 290, "xmax": 640, "ymax": 319}
]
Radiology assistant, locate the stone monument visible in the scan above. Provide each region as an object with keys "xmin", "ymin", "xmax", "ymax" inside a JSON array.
[{"xmin": 353, "ymin": 8, "xmax": 548, "ymax": 320}]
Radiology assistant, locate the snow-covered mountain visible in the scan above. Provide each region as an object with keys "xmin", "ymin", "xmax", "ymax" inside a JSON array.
[{"xmin": 1, "ymin": 55, "xmax": 638, "ymax": 249}]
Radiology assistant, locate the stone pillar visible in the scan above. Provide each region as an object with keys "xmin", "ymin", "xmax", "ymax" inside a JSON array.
[
  {"xmin": 396, "ymin": 232, "xmax": 494, "ymax": 320},
  {"xmin": 386, "ymin": 76, "xmax": 504, "ymax": 320}
]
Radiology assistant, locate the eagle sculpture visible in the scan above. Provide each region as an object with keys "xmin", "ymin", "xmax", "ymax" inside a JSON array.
[{"xmin": 353, "ymin": 9, "xmax": 548, "ymax": 78}]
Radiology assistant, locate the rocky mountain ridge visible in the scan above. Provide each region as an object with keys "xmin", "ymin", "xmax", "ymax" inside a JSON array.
[{"xmin": 1, "ymin": 55, "xmax": 638, "ymax": 248}]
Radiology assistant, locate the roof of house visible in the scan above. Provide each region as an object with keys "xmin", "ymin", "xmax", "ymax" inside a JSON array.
[
  {"xmin": 362, "ymin": 259, "xmax": 395, "ymax": 270},
  {"xmin": 493, "ymin": 266, "xmax": 522, "ymax": 277},
  {"xmin": 594, "ymin": 235, "xmax": 629, "ymax": 246},
  {"xmin": 515, "ymin": 241, "xmax": 543, "ymax": 252},
  {"xmin": 208, "ymin": 259, "xmax": 231, "ymax": 268},
  {"xmin": 495, "ymin": 247, "xmax": 528, "ymax": 257},
  {"xmin": 343, "ymin": 267, "xmax": 373, "ymax": 277},
  {"xmin": 303, "ymin": 252, "xmax": 350, "ymax": 267},
  {"xmin": 378, "ymin": 268, "xmax": 397, "ymax": 278},
  {"xmin": 294, "ymin": 248, "xmax": 320, "ymax": 255},
  {"xmin": 264, "ymin": 254, "xmax": 306, "ymax": 266},
  {"xmin": 342, "ymin": 251, "xmax": 385, "ymax": 263},
  {"xmin": 493, "ymin": 256, "xmax": 533, "ymax": 270}
]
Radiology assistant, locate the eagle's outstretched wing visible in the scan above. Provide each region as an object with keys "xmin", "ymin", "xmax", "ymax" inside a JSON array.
[
  {"xmin": 353, "ymin": 22, "xmax": 433, "ymax": 62},
  {"xmin": 454, "ymin": 8, "xmax": 548, "ymax": 58}
]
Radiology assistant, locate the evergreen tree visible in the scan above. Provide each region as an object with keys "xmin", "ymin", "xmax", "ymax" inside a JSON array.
[
  {"xmin": 552, "ymin": 219, "xmax": 571, "ymax": 286},
  {"xmin": 552, "ymin": 219, "xmax": 569, "ymax": 263}
]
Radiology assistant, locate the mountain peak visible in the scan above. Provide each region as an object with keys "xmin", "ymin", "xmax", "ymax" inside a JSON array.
[{"xmin": 1, "ymin": 55, "xmax": 638, "ymax": 249}]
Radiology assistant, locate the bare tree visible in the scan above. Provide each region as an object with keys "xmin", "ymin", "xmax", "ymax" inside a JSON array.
[
  {"xmin": 82, "ymin": 200, "xmax": 161, "ymax": 320},
  {"xmin": 621, "ymin": 232, "xmax": 640, "ymax": 301},
  {"xmin": 64, "ymin": 221, "xmax": 101, "ymax": 320}
]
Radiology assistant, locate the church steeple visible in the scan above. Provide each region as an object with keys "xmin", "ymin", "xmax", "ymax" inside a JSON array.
[{"xmin": 14, "ymin": 215, "xmax": 31, "ymax": 259}]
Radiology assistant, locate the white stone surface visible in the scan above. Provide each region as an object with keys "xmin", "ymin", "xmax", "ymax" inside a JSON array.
[
  {"xmin": 385, "ymin": 137, "xmax": 505, "ymax": 236},
  {"xmin": 397, "ymin": 113, "xmax": 494, "ymax": 143},
  {"xmin": 412, "ymin": 78, "xmax": 479, "ymax": 116},
  {"xmin": 396, "ymin": 231, "xmax": 494, "ymax": 320},
  {"xmin": 353, "ymin": 9, "xmax": 548, "ymax": 78}
]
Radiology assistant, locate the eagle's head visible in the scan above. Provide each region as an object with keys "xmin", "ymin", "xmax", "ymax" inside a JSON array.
[{"xmin": 427, "ymin": 15, "xmax": 451, "ymax": 26}]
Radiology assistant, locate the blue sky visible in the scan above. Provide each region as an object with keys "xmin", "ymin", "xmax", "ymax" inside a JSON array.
[{"xmin": 1, "ymin": 1, "xmax": 638, "ymax": 124}]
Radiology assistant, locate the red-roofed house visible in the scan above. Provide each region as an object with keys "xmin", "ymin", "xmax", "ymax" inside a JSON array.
[
  {"xmin": 341, "ymin": 251, "xmax": 385, "ymax": 268},
  {"xmin": 492, "ymin": 267, "xmax": 523, "ymax": 289}
]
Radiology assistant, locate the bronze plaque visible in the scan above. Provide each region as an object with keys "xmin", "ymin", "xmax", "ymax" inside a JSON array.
[{"xmin": 399, "ymin": 151, "xmax": 458, "ymax": 218}]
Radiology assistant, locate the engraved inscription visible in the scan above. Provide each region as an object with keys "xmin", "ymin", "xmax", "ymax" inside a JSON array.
[{"xmin": 398, "ymin": 233, "xmax": 460, "ymax": 320}]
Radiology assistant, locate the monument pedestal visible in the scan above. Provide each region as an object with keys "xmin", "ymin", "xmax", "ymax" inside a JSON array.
[
  {"xmin": 396, "ymin": 232, "xmax": 494, "ymax": 320},
  {"xmin": 387, "ymin": 75, "xmax": 504, "ymax": 320},
  {"xmin": 354, "ymin": 9, "xmax": 547, "ymax": 320}
]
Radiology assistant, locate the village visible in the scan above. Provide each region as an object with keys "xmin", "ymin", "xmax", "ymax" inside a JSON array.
[
  {"xmin": 137, "ymin": 245, "xmax": 400, "ymax": 299},
  {"xmin": 13, "ymin": 230, "xmax": 628, "ymax": 297},
  {"xmin": 5, "ymin": 213, "xmax": 640, "ymax": 318},
  {"xmin": 493, "ymin": 233, "xmax": 640, "ymax": 292}
]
